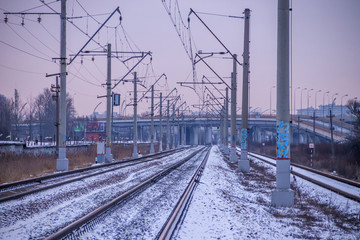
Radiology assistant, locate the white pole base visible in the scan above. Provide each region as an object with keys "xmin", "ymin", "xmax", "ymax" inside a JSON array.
[
  {"xmin": 150, "ymin": 143, "xmax": 155, "ymax": 154},
  {"xmin": 56, "ymin": 147, "xmax": 68, "ymax": 171},
  {"xmin": 238, "ymin": 150, "xmax": 250, "ymax": 172},
  {"xmin": 105, "ymin": 147, "xmax": 113, "ymax": 163},
  {"xmin": 271, "ymin": 189, "xmax": 294, "ymax": 207},
  {"xmin": 229, "ymin": 147, "xmax": 237, "ymax": 163}
]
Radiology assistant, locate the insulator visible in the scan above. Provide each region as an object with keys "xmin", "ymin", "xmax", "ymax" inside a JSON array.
[
  {"xmin": 21, "ymin": 15, "xmax": 25, "ymax": 26},
  {"xmin": 92, "ymin": 56, "xmax": 95, "ymax": 61},
  {"xmin": 4, "ymin": 16, "xmax": 8, "ymax": 23},
  {"xmin": 37, "ymin": 16, "xmax": 41, "ymax": 23},
  {"xmin": 81, "ymin": 58, "xmax": 83, "ymax": 64}
]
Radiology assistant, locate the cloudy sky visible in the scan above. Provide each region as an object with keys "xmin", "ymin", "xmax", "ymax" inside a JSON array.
[{"xmin": 1, "ymin": 0, "xmax": 359, "ymax": 117}]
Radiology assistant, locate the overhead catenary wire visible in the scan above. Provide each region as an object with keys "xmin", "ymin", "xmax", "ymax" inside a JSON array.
[
  {"xmin": 6, "ymin": 23, "xmax": 53, "ymax": 59},
  {"xmin": 0, "ymin": 63, "xmax": 45, "ymax": 74},
  {"xmin": 0, "ymin": 39, "xmax": 53, "ymax": 62}
]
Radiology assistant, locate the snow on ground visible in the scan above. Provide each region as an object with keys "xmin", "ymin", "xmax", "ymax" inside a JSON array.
[
  {"xmin": 79, "ymin": 148, "xmax": 208, "ymax": 240},
  {"xmin": 250, "ymin": 152, "xmax": 360, "ymax": 199},
  {"xmin": 174, "ymin": 146, "xmax": 359, "ymax": 240},
  {"xmin": 0, "ymin": 147, "xmax": 200, "ymax": 239}
]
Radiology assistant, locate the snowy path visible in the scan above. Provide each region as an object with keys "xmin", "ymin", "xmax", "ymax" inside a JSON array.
[{"xmin": 174, "ymin": 146, "xmax": 359, "ymax": 240}]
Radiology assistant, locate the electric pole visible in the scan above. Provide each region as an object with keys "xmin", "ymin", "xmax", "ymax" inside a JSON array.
[
  {"xmin": 105, "ymin": 43, "xmax": 113, "ymax": 163},
  {"xmin": 166, "ymin": 100, "xmax": 170, "ymax": 151},
  {"xmin": 271, "ymin": 0, "xmax": 294, "ymax": 207},
  {"xmin": 57, "ymin": 0, "xmax": 68, "ymax": 171},
  {"xmin": 239, "ymin": 9, "xmax": 250, "ymax": 172},
  {"xmin": 224, "ymin": 87, "xmax": 229, "ymax": 154},
  {"xmin": 230, "ymin": 66, "xmax": 237, "ymax": 162},
  {"xmin": 150, "ymin": 85, "xmax": 155, "ymax": 154},
  {"xmin": 159, "ymin": 92, "xmax": 163, "ymax": 152},
  {"xmin": 132, "ymin": 72, "xmax": 138, "ymax": 158}
]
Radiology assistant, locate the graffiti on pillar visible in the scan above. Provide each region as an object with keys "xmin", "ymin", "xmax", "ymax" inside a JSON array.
[
  {"xmin": 241, "ymin": 128, "xmax": 247, "ymax": 150},
  {"xmin": 277, "ymin": 121, "xmax": 290, "ymax": 159}
]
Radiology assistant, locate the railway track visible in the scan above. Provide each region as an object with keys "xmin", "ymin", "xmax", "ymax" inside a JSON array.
[
  {"xmin": 235, "ymin": 149, "xmax": 360, "ymax": 202},
  {"xmin": 45, "ymin": 146, "xmax": 210, "ymax": 240},
  {"xmin": 0, "ymin": 147, "xmax": 191, "ymax": 203}
]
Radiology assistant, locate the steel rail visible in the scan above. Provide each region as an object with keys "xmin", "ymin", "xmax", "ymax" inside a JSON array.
[
  {"xmin": 0, "ymin": 147, "xmax": 191, "ymax": 202},
  {"xmin": 157, "ymin": 147, "xmax": 211, "ymax": 240},
  {"xmin": 247, "ymin": 152, "xmax": 360, "ymax": 202},
  {"xmin": 45, "ymin": 147, "xmax": 206, "ymax": 240}
]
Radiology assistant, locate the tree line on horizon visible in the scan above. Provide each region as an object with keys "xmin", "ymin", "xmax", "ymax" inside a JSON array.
[{"xmin": 0, "ymin": 88, "xmax": 78, "ymax": 141}]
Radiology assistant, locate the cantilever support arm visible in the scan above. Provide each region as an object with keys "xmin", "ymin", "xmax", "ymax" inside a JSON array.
[{"xmin": 68, "ymin": 7, "xmax": 121, "ymax": 65}]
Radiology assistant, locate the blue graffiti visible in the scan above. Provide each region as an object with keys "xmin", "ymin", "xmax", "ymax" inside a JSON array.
[
  {"xmin": 277, "ymin": 121, "xmax": 289, "ymax": 158},
  {"xmin": 241, "ymin": 128, "xmax": 247, "ymax": 150}
]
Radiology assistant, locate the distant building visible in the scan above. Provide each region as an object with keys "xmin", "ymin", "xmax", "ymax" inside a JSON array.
[{"xmin": 297, "ymin": 104, "xmax": 351, "ymax": 118}]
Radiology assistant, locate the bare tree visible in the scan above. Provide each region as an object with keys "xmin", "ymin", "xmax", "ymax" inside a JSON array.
[
  {"xmin": 0, "ymin": 94, "xmax": 12, "ymax": 140},
  {"xmin": 346, "ymin": 99, "xmax": 360, "ymax": 162},
  {"xmin": 33, "ymin": 88, "xmax": 76, "ymax": 142}
]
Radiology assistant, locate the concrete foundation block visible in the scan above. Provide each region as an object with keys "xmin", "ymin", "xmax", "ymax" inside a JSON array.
[{"xmin": 271, "ymin": 189, "xmax": 294, "ymax": 207}]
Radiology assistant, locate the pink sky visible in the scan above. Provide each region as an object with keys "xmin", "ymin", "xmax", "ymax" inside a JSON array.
[{"xmin": 1, "ymin": 0, "xmax": 359, "ymax": 117}]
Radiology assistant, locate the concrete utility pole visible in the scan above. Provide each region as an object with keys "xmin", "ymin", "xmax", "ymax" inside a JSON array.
[
  {"xmin": 159, "ymin": 92, "xmax": 163, "ymax": 152},
  {"xmin": 182, "ymin": 112, "xmax": 185, "ymax": 145},
  {"xmin": 239, "ymin": 8, "xmax": 250, "ymax": 172},
  {"xmin": 172, "ymin": 104, "xmax": 176, "ymax": 149},
  {"xmin": 57, "ymin": 0, "xmax": 68, "ymax": 171},
  {"xmin": 166, "ymin": 100, "xmax": 170, "ymax": 151},
  {"xmin": 132, "ymin": 72, "xmax": 138, "ymax": 158},
  {"xmin": 224, "ymin": 88, "xmax": 229, "ymax": 154},
  {"xmin": 51, "ymin": 76, "xmax": 60, "ymax": 156},
  {"xmin": 150, "ymin": 85, "xmax": 155, "ymax": 154},
  {"xmin": 219, "ymin": 105, "xmax": 224, "ymax": 149},
  {"xmin": 271, "ymin": 0, "xmax": 294, "ymax": 207},
  {"xmin": 230, "ymin": 66, "xmax": 237, "ymax": 162},
  {"xmin": 105, "ymin": 43, "xmax": 113, "ymax": 163},
  {"xmin": 177, "ymin": 109, "xmax": 180, "ymax": 148},
  {"xmin": 330, "ymin": 109, "xmax": 335, "ymax": 159}
]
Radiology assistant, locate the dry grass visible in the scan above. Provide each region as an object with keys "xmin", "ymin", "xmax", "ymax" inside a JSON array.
[
  {"xmin": 219, "ymin": 152, "xmax": 359, "ymax": 234},
  {"xmin": 0, "ymin": 143, "xmax": 153, "ymax": 184}
]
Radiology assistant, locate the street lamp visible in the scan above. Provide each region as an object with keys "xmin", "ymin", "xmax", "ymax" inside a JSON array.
[
  {"xmin": 331, "ymin": 93, "xmax": 338, "ymax": 108},
  {"xmin": 294, "ymin": 87, "xmax": 300, "ymax": 116},
  {"xmin": 270, "ymin": 85, "xmax": 275, "ymax": 117},
  {"xmin": 92, "ymin": 102, "xmax": 102, "ymax": 119},
  {"xmin": 300, "ymin": 88, "xmax": 307, "ymax": 117},
  {"xmin": 314, "ymin": 90, "xmax": 321, "ymax": 117},
  {"xmin": 341, "ymin": 94, "xmax": 348, "ymax": 134},
  {"xmin": 330, "ymin": 96, "xmax": 337, "ymax": 159},
  {"xmin": 322, "ymin": 91, "xmax": 329, "ymax": 119},
  {"xmin": 307, "ymin": 88, "xmax": 314, "ymax": 116}
]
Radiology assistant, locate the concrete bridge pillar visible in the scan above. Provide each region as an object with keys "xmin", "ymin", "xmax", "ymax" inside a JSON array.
[
  {"xmin": 190, "ymin": 126, "xmax": 199, "ymax": 145},
  {"xmin": 205, "ymin": 127, "xmax": 212, "ymax": 145}
]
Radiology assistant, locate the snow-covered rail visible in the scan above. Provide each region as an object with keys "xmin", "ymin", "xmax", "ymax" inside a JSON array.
[
  {"xmin": 0, "ymin": 146, "xmax": 202, "ymax": 239},
  {"xmin": 0, "ymin": 147, "xmax": 190, "ymax": 203},
  {"xmin": 157, "ymin": 146, "xmax": 211, "ymax": 240},
  {"xmin": 247, "ymin": 151, "xmax": 360, "ymax": 202},
  {"xmin": 45, "ymin": 147, "xmax": 209, "ymax": 240}
]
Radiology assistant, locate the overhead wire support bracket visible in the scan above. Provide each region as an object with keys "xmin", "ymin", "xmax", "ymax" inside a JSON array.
[
  {"xmin": 112, "ymin": 51, "xmax": 152, "ymax": 90},
  {"xmin": 194, "ymin": 53, "xmax": 231, "ymax": 89},
  {"xmin": 202, "ymin": 75, "xmax": 226, "ymax": 98},
  {"xmin": 189, "ymin": 8, "xmax": 243, "ymax": 67},
  {"xmin": 68, "ymin": 7, "xmax": 122, "ymax": 65},
  {"xmin": 137, "ymin": 73, "xmax": 167, "ymax": 103}
]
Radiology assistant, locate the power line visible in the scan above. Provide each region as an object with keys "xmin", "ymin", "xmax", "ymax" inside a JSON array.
[
  {"xmin": 0, "ymin": 63, "xmax": 44, "ymax": 74},
  {"xmin": 0, "ymin": 39, "xmax": 53, "ymax": 62},
  {"xmin": 6, "ymin": 23, "xmax": 53, "ymax": 59},
  {"xmin": 23, "ymin": 25, "xmax": 58, "ymax": 55}
]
